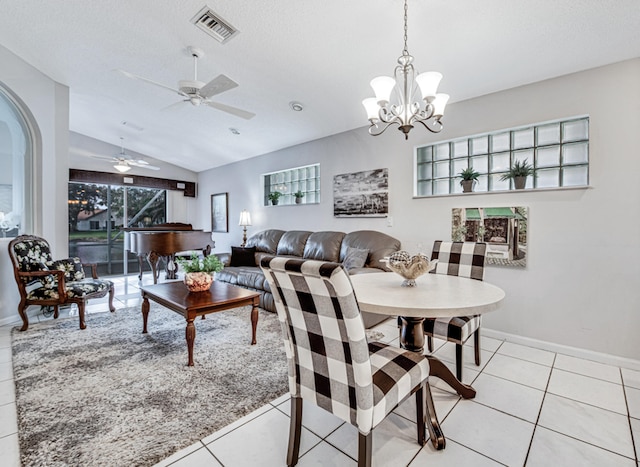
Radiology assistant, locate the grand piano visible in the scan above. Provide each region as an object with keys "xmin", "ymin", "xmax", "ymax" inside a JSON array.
[{"xmin": 125, "ymin": 223, "xmax": 214, "ymax": 284}]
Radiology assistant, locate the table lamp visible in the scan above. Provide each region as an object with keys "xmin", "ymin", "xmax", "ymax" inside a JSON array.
[{"xmin": 238, "ymin": 210, "xmax": 252, "ymax": 247}]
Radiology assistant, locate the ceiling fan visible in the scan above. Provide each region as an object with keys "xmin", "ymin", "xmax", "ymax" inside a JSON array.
[
  {"xmin": 85, "ymin": 138, "xmax": 161, "ymax": 173},
  {"xmin": 118, "ymin": 46, "xmax": 255, "ymax": 120}
]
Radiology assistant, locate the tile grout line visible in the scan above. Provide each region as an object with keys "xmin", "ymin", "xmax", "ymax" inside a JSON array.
[
  {"xmin": 522, "ymin": 351, "xmax": 557, "ymax": 465},
  {"xmin": 621, "ymin": 368, "xmax": 639, "ymax": 466}
]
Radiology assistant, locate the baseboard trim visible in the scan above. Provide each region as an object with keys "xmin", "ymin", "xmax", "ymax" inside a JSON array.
[{"xmin": 484, "ymin": 328, "xmax": 640, "ymax": 372}]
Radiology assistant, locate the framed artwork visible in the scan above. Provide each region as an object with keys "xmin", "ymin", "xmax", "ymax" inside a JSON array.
[
  {"xmin": 211, "ymin": 192, "xmax": 229, "ymax": 232},
  {"xmin": 333, "ymin": 168, "xmax": 388, "ymax": 217},
  {"xmin": 451, "ymin": 206, "xmax": 528, "ymax": 267}
]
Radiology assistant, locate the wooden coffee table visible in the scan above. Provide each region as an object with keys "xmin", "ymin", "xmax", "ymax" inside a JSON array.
[{"xmin": 140, "ymin": 280, "xmax": 261, "ymax": 366}]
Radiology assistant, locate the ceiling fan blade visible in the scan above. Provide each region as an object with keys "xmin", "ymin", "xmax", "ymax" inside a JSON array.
[
  {"xmin": 199, "ymin": 74, "xmax": 238, "ymax": 98},
  {"xmin": 204, "ymin": 100, "xmax": 256, "ymax": 120},
  {"xmin": 128, "ymin": 160, "xmax": 160, "ymax": 170},
  {"xmin": 117, "ymin": 69, "xmax": 185, "ymax": 96},
  {"xmin": 87, "ymin": 153, "xmax": 118, "ymax": 162},
  {"xmin": 160, "ymin": 100, "xmax": 188, "ymax": 112}
]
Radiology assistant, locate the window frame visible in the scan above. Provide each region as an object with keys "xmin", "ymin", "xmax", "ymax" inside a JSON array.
[
  {"xmin": 414, "ymin": 116, "xmax": 590, "ymax": 197},
  {"xmin": 262, "ymin": 163, "xmax": 320, "ymax": 206}
]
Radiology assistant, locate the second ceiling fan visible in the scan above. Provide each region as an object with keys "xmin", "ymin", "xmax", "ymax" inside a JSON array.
[{"xmin": 119, "ymin": 46, "xmax": 255, "ymax": 120}]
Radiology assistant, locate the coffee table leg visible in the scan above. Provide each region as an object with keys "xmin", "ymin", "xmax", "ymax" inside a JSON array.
[
  {"xmin": 399, "ymin": 316, "xmax": 426, "ymax": 352},
  {"xmin": 142, "ymin": 296, "xmax": 150, "ymax": 334},
  {"xmin": 250, "ymin": 300, "xmax": 258, "ymax": 345},
  {"xmin": 186, "ymin": 318, "xmax": 196, "ymax": 366}
]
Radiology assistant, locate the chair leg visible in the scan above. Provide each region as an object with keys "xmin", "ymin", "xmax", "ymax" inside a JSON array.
[
  {"xmin": 287, "ymin": 396, "xmax": 302, "ymax": 466},
  {"xmin": 415, "ymin": 384, "xmax": 426, "ymax": 446},
  {"xmin": 474, "ymin": 328, "xmax": 481, "ymax": 366},
  {"xmin": 17, "ymin": 299, "xmax": 29, "ymax": 331},
  {"xmin": 358, "ymin": 432, "xmax": 372, "ymax": 467},
  {"xmin": 53, "ymin": 305, "xmax": 59, "ymax": 319},
  {"xmin": 108, "ymin": 283, "xmax": 115, "ymax": 313},
  {"xmin": 77, "ymin": 301, "xmax": 87, "ymax": 330},
  {"xmin": 427, "ymin": 335, "xmax": 434, "ymax": 352},
  {"xmin": 424, "ymin": 382, "xmax": 446, "ymax": 450},
  {"xmin": 456, "ymin": 344, "xmax": 463, "ymax": 381}
]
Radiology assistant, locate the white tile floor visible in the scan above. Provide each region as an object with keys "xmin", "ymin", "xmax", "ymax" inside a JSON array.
[{"xmin": 0, "ymin": 275, "xmax": 638, "ymax": 466}]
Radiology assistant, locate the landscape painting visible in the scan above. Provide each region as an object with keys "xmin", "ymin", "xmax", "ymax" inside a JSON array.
[
  {"xmin": 451, "ymin": 206, "xmax": 528, "ymax": 267},
  {"xmin": 333, "ymin": 168, "xmax": 388, "ymax": 217}
]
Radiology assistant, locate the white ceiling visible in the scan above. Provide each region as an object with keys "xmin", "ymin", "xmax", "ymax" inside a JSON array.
[{"xmin": 1, "ymin": 0, "xmax": 639, "ymax": 173}]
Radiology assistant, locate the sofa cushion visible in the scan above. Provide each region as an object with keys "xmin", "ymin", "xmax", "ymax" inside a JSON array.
[
  {"xmin": 246, "ymin": 229, "xmax": 285, "ymax": 254},
  {"xmin": 276, "ymin": 231, "xmax": 312, "ymax": 257},
  {"xmin": 229, "ymin": 246, "xmax": 257, "ymax": 267},
  {"xmin": 342, "ymin": 247, "xmax": 369, "ymax": 271},
  {"xmin": 302, "ymin": 231, "xmax": 345, "ymax": 262},
  {"xmin": 341, "ymin": 230, "xmax": 401, "ymax": 271}
]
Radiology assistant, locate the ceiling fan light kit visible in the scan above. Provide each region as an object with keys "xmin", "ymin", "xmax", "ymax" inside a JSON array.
[
  {"xmin": 363, "ymin": 0, "xmax": 449, "ymax": 139},
  {"xmin": 114, "ymin": 163, "xmax": 132, "ymax": 173}
]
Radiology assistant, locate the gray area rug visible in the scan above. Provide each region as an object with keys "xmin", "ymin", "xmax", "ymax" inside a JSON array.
[{"xmin": 11, "ymin": 304, "xmax": 288, "ymax": 467}]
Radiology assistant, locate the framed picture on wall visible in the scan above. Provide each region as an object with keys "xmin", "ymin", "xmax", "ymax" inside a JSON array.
[{"xmin": 211, "ymin": 192, "xmax": 229, "ymax": 233}]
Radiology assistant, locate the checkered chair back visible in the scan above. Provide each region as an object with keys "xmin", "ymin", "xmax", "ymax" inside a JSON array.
[
  {"xmin": 260, "ymin": 256, "xmax": 375, "ymax": 432},
  {"xmin": 430, "ymin": 240, "xmax": 486, "ymax": 281}
]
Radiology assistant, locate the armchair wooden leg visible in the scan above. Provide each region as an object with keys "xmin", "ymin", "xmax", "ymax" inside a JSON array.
[
  {"xmin": 287, "ymin": 396, "xmax": 302, "ymax": 466},
  {"xmin": 17, "ymin": 300, "xmax": 29, "ymax": 331},
  {"xmin": 358, "ymin": 432, "xmax": 372, "ymax": 467},
  {"xmin": 108, "ymin": 284, "xmax": 115, "ymax": 313},
  {"xmin": 77, "ymin": 301, "xmax": 87, "ymax": 330},
  {"xmin": 425, "ymin": 382, "xmax": 446, "ymax": 450},
  {"xmin": 415, "ymin": 384, "xmax": 426, "ymax": 446},
  {"xmin": 456, "ymin": 344, "xmax": 463, "ymax": 381},
  {"xmin": 474, "ymin": 329, "xmax": 481, "ymax": 366}
]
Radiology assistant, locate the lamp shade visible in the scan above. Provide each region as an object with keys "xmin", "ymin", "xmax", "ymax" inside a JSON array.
[
  {"xmin": 415, "ymin": 71, "xmax": 442, "ymax": 101},
  {"xmin": 432, "ymin": 93, "xmax": 450, "ymax": 117},
  {"xmin": 114, "ymin": 163, "xmax": 131, "ymax": 173},
  {"xmin": 362, "ymin": 98, "xmax": 380, "ymax": 121},
  {"xmin": 238, "ymin": 210, "xmax": 252, "ymax": 226},
  {"xmin": 370, "ymin": 76, "xmax": 396, "ymax": 104}
]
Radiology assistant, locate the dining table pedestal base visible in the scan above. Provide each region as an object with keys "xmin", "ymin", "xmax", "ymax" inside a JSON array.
[{"xmin": 398, "ymin": 315, "xmax": 477, "ymax": 400}]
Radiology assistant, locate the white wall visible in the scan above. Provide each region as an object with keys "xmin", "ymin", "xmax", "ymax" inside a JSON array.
[{"xmin": 196, "ymin": 59, "xmax": 640, "ymax": 361}]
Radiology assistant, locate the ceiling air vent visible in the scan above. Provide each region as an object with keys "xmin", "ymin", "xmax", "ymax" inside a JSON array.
[{"xmin": 191, "ymin": 6, "xmax": 238, "ymax": 44}]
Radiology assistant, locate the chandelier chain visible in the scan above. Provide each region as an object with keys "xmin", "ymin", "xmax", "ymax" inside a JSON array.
[{"xmin": 402, "ymin": 0, "xmax": 409, "ymax": 56}]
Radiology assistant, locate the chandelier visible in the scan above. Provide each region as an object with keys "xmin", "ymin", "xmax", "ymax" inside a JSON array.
[{"xmin": 362, "ymin": 0, "xmax": 449, "ymax": 139}]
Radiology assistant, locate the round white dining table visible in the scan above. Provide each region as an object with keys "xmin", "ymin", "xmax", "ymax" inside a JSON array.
[{"xmin": 350, "ymin": 272, "xmax": 505, "ymax": 400}]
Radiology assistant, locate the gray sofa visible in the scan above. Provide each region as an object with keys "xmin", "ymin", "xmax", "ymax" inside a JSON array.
[{"xmin": 215, "ymin": 229, "xmax": 401, "ymax": 328}]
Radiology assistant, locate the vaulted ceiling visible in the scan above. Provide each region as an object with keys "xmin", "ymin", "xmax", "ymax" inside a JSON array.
[{"xmin": 1, "ymin": 0, "xmax": 639, "ymax": 172}]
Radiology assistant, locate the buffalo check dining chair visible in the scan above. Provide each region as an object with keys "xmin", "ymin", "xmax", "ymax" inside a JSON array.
[
  {"xmin": 424, "ymin": 240, "xmax": 487, "ymax": 381},
  {"xmin": 260, "ymin": 256, "xmax": 444, "ymax": 467}
]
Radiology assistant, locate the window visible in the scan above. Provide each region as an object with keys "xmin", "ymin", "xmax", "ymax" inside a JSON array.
[
  {"xmin": 263, "ymin": 164, "xmax": 320, "ymax": 206},
  {"xmin": 68, "ymin": 182, "xmax": 167, "ymax": 275},
  {"xmin": 0, "ymin": 85, "xmax": 34, "ymax": 237},
  {"xmin": 415, "ymin": 117, "xmax": 589, "ymax": 196}
]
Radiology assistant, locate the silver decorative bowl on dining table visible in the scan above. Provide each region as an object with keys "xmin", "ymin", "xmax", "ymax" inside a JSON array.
[{"xmin": 381, "ymin": 251, "xmax": 438, "ymax": 287}]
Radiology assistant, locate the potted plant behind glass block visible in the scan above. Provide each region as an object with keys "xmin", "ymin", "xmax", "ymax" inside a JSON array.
[
  {"xmin": 459, "ymin": 167, "xmax": 480, "ymax": 193},
  {"xmin": 293, "ymin": 190, "xmax": 305, "ymax": 204},
  {"xmin": 268, "ymin": 191, "xmax": 282, "ymax": 205},
  {"xmin": 501, "ymin": 159, "xmax": 535, "ymax": 189}
]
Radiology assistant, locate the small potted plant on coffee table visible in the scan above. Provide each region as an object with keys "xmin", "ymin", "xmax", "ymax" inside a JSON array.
[
  {"xmin": 178, "ymin": 253, "xmax": 224, "ymax": 292},
  {"xmin": 268, "ymin": 191, "xmax": 282, "ymax": 205},
  {"xmin": 459, "ymin": 167, "xmax": 480, "ymax": 193},
  {"xmin": 293, "ymin": 190, "xmax": 305, "ymax": 204},
  {"xmin": 500, "ymin": 159, "xmax": 535, "ymax": 189}
]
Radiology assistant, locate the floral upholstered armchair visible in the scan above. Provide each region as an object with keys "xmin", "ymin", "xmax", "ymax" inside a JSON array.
[{"xmin": 8, "ymin": 235, "xmax": 115, "ymax": 331}]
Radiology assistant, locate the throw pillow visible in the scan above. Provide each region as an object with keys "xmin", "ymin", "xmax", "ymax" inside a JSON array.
[
  {"xmin": 230, "ymin": 246, "xmax": 257, "ymax": 267},
  {"xmin": 342, "ymin": 247, "xmax": 369, "ymax": 270}
]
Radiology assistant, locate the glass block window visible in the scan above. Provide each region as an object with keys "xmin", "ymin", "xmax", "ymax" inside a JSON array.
[
  {"xmin": 263, "ymin": 163, "xmax": 320, "ymax": 206},
  {"xmin": 415, "ymin": 117, "xmax": 589, "ymax": 196}
]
